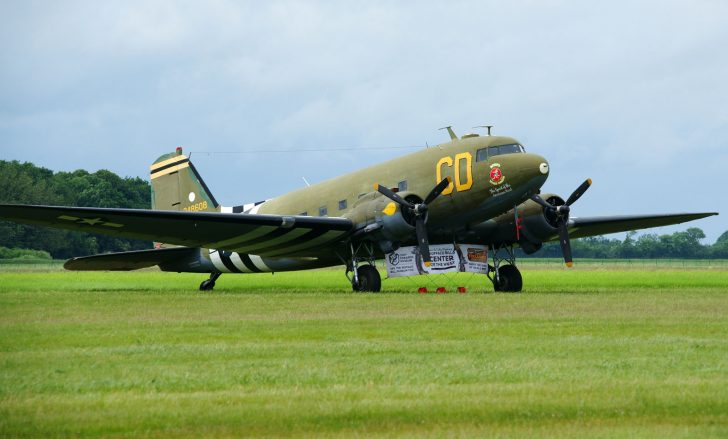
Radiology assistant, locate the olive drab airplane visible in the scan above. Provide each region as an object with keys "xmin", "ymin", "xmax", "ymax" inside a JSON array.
[{"xmin": 0, "ymin": 126, "xmax": 718, "ymax": 292}]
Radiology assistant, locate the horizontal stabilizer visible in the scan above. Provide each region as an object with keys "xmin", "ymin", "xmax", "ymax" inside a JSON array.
[{"xmin": 64, "ymin": 247, "xmax": 196, "ymax": 271}]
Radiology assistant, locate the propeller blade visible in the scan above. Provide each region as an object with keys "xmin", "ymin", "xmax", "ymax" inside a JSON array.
[
  {"xmin": 375, "ymin": 184, "xmax": 413, "ymax": 209},
  {"xmin": 378, "ymin": 178, "xmax": 452, "ymax": 268},
  {"xmin": 531, "ymin": 179, "xmax": 590, "ymax": 267},
  {"xmin": 415, "ymin": 218, "xmax": 431, "ymax": 267},
  {"xmin": 565, "ymin": 178, "xmax": 592, "ymax": 206},
  {"xmin": 557, "ymin": 221, "xmax": 573, "ymax": 267},
  {"xmin": 530, "ymin": 194, "xmax": 553, "ymax": 209},
  {"xmin": 423, "ymin": 177, "xmax": 452, "ymax": 205}
]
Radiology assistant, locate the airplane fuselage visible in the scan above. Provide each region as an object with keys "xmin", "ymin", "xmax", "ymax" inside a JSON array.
[
  {"xmin": 255, "ymin": 135, "xmax": 548, "ymax": 234},
  {"xmin": 200, "ymin": 135, "xmax": 550, "ymax": 274}
]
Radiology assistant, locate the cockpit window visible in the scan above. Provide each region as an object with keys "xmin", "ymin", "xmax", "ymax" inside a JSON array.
[
  {"xmin": 475, "ymin": 143, "xmax": 525, "ymax": 161},
  {"xmin": 497, "ymin": 143, "xmax": 524, "ymax": 155}
]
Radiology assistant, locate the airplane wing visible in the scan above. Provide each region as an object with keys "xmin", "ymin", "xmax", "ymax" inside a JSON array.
[
  {"xmin": 0, "ymin": 204, "xmax": 353, "ymax": 257},
  {"xmin": 566, "ymin": 212, "xmax": 718, "ymax": 239}
]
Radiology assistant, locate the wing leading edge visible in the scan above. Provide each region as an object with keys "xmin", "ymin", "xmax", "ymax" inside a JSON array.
[
  {"xmin": 0, "ymin": 204, "xmax": 353, "ymax": 257},
  {"xmin": 567, "ymin": 212, "xmax": 718, "ymax": 239}
]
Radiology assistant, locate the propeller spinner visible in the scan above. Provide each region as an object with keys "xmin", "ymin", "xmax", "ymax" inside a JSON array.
[
  {"xmin": 530, "ymin": 178, "xmax": 592, "ymax": 267},
  {"xmin": 375, "ymin": 177, "xmax": 452, "ymax": 267}
]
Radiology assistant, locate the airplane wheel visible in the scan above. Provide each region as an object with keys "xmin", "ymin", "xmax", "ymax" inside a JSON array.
[
  {"xmin": 200, "ymin": 272, "xmax": 221, "ymax": 291},
  {"xmin": 199, "ymin": 280, "xmax": 215, "ymax": 291},
  {"xmin": 492, "ymin": 264, "xmax": 522, "ymax": 293},
  {"xmin": 353, "ymin": 265, "xmax": 381, "ymax": 292}
]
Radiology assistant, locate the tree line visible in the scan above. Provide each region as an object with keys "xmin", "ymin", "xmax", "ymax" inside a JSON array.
[
  {"xmin": 520, "ymin": 228, "xmax": 728, "ymax": 259},
  {"xmin": 1, "ymin": 159, "xmax": 726, "ymax": 260},
  {"xmin": 0, "ymin": 160, "xmax": 152, "ymax": 259}
]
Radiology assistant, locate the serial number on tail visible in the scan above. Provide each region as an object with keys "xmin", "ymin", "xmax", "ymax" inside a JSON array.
[{"xmin": 183, "ymin": 201, "xmax": 208, "ymax": 212}]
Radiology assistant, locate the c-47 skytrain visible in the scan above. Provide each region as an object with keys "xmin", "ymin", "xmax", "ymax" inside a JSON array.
[{"xmin": 0, "ymin": 127, "xmax": 717, "ymax": 292}]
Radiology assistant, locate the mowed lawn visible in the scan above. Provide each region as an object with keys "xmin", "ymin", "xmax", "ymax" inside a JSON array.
[{"xmin": 1, "ymin": 266, "xmax": 727, "ymax": 437}]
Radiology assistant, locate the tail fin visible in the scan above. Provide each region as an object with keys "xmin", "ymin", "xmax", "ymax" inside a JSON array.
[{"xmin": 150, "ymin": 147, "xmax": 219, "ymax": 213}]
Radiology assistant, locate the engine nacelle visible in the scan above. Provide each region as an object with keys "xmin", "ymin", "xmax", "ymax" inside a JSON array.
[
  {"xmin": 344, "ymin": 191, "xmax": 418, "ymax": 252},
  {"xmin": 520, "ymin": 195, "xmax": 565, "ymax": 243},
  {"xmin": 472, "ymin": 194, "xmax": 565, "ymax": 253}
]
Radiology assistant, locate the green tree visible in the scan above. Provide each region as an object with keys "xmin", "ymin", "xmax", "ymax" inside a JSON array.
[
  {"xmin": 710, "ymin": 230, "xmax": 728, "ymax": 258},
  {"xmin": 519, "ymin": 227, "xmax": 722, "ymax": 259},
  {"xmin": 716, "ymin": 231, "xmax": 728, "ymax": 244},
  {"xmin": 0, "ymin": 160, "xmax": 152, "ymax": 258}
]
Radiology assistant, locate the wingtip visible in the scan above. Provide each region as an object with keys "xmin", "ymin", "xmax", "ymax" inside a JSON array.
[
  {"xmin": 694, "ymin": 212, "xmax": 719, "ymax": 218},
  {"xmin": 587, "ymin": 178, "xmax": 592, "ymax": 185}
]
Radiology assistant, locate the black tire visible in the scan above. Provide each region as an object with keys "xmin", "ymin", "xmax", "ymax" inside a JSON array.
[
  {"xmin": 493, "ymin": 264, "xmax": 522, "ymax": 292},
  {"xmin": 493, "ymin": 278, "xmax": 502, "ymax": 292},
  {"xmin": 353, "ymin": 265, "xmax": 381, "ymax": 292},
  {"xmin": 199, "ymin": 280, "xmax": 215, "ymax": 291}
]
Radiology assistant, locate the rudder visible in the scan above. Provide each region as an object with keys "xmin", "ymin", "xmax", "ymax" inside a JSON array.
[{"xmin": 150, "ymin": 147, "xmax": 219, "ymax": 213}]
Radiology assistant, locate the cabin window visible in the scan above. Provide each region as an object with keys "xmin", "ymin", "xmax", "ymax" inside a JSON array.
[
  {"xmin": 476, "ymin": 148, "xmax": 488, "ymax": 162},
  {"xmin": 319, "ymin": 206, "xmax": 328, "ymax": 216},
  {"xmin": 398, "ymin": 180, "xmax": 408, "ymax": 192},
  {"xmin": 338, "ymin": 199, "xmax": 347, "ymax": 210}
]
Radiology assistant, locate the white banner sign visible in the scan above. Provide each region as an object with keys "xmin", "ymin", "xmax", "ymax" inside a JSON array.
[{"xmin": 385, "ymin": 244, "xmax": 489, "ymax": 277}]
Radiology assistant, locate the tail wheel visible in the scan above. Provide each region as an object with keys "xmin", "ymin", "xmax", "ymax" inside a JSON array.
[
  {"xmin": 353, "ymin": 265, "xmax": 381, "ymax": 292},
  {"xmin": 199, "ymin": 279, "xmax": 215, "ymax": 291},
  {"xmin": 493, "ymin": 264, "xmax": 522, "ymax": 293},
  {"xmin": 199, "ymin": 272, "xmax": 221, "ymax": 291}
]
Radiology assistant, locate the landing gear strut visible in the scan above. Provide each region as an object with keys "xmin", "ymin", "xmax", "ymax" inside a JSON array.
[
  {"xmin": 199, "ymin": 272, "xmax": 221, "ymax": 291},
  {"xmin": 488, "ymin": 244, "xmax": 522, "ymax": 292},
  {"xmin": 341, "ymin": 241, "xmax": 381, "ymax": 292}
]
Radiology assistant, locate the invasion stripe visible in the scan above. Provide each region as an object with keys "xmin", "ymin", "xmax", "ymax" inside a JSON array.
[
  {"xmin": 249, "ymin": 255, "xmax": 270, "ymax": 271},
  {"xmin": 209, "ymin": 250, "xmax": 230, "ymax": 273},
  {"xmin": 219, "ymin": 251, "xmax": 242, "ymax": 273},
  {"xmin": 238, "ymin": 253, "xmax": 263, "ymax": 273},
  {"xmin": 234, "ymin": 227, "xmax": 310, "ymax": 253},
  {"xmin": 230, "ymin": 253, "xmax": 253, "ymax": 273},
  {"xmin": 205, "ymin": 226, "xmax": 278, "ymax": 249},
  {"xmin": 252, "ymin": 228, "xmax": 329, "ymax": 255},
  {"xmin": 227, "ymin": 227, "xmax": 297, "ymax": 253},
  {"xmin": 264, "ymin": 230, "xmax": 345, "ymax": 257}
]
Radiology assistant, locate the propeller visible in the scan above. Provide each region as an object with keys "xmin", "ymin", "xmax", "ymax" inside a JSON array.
[
  {"xmin": 530, "ymin": 178, "xmax": 592, "ymax": 267},
  {"xmin": 375, "ymin": 177, "xmax": 452, "ymax": 267}
]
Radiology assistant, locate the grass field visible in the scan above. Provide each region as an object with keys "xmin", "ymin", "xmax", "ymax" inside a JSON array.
[{"xmin": 1, "ymin": 263, "xmax": 727, "ymax": 437}]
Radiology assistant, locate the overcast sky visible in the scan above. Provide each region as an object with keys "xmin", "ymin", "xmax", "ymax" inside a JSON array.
[{"xmin": 1, "ymin": 0, "xmax": 726, "ymax": 242}]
